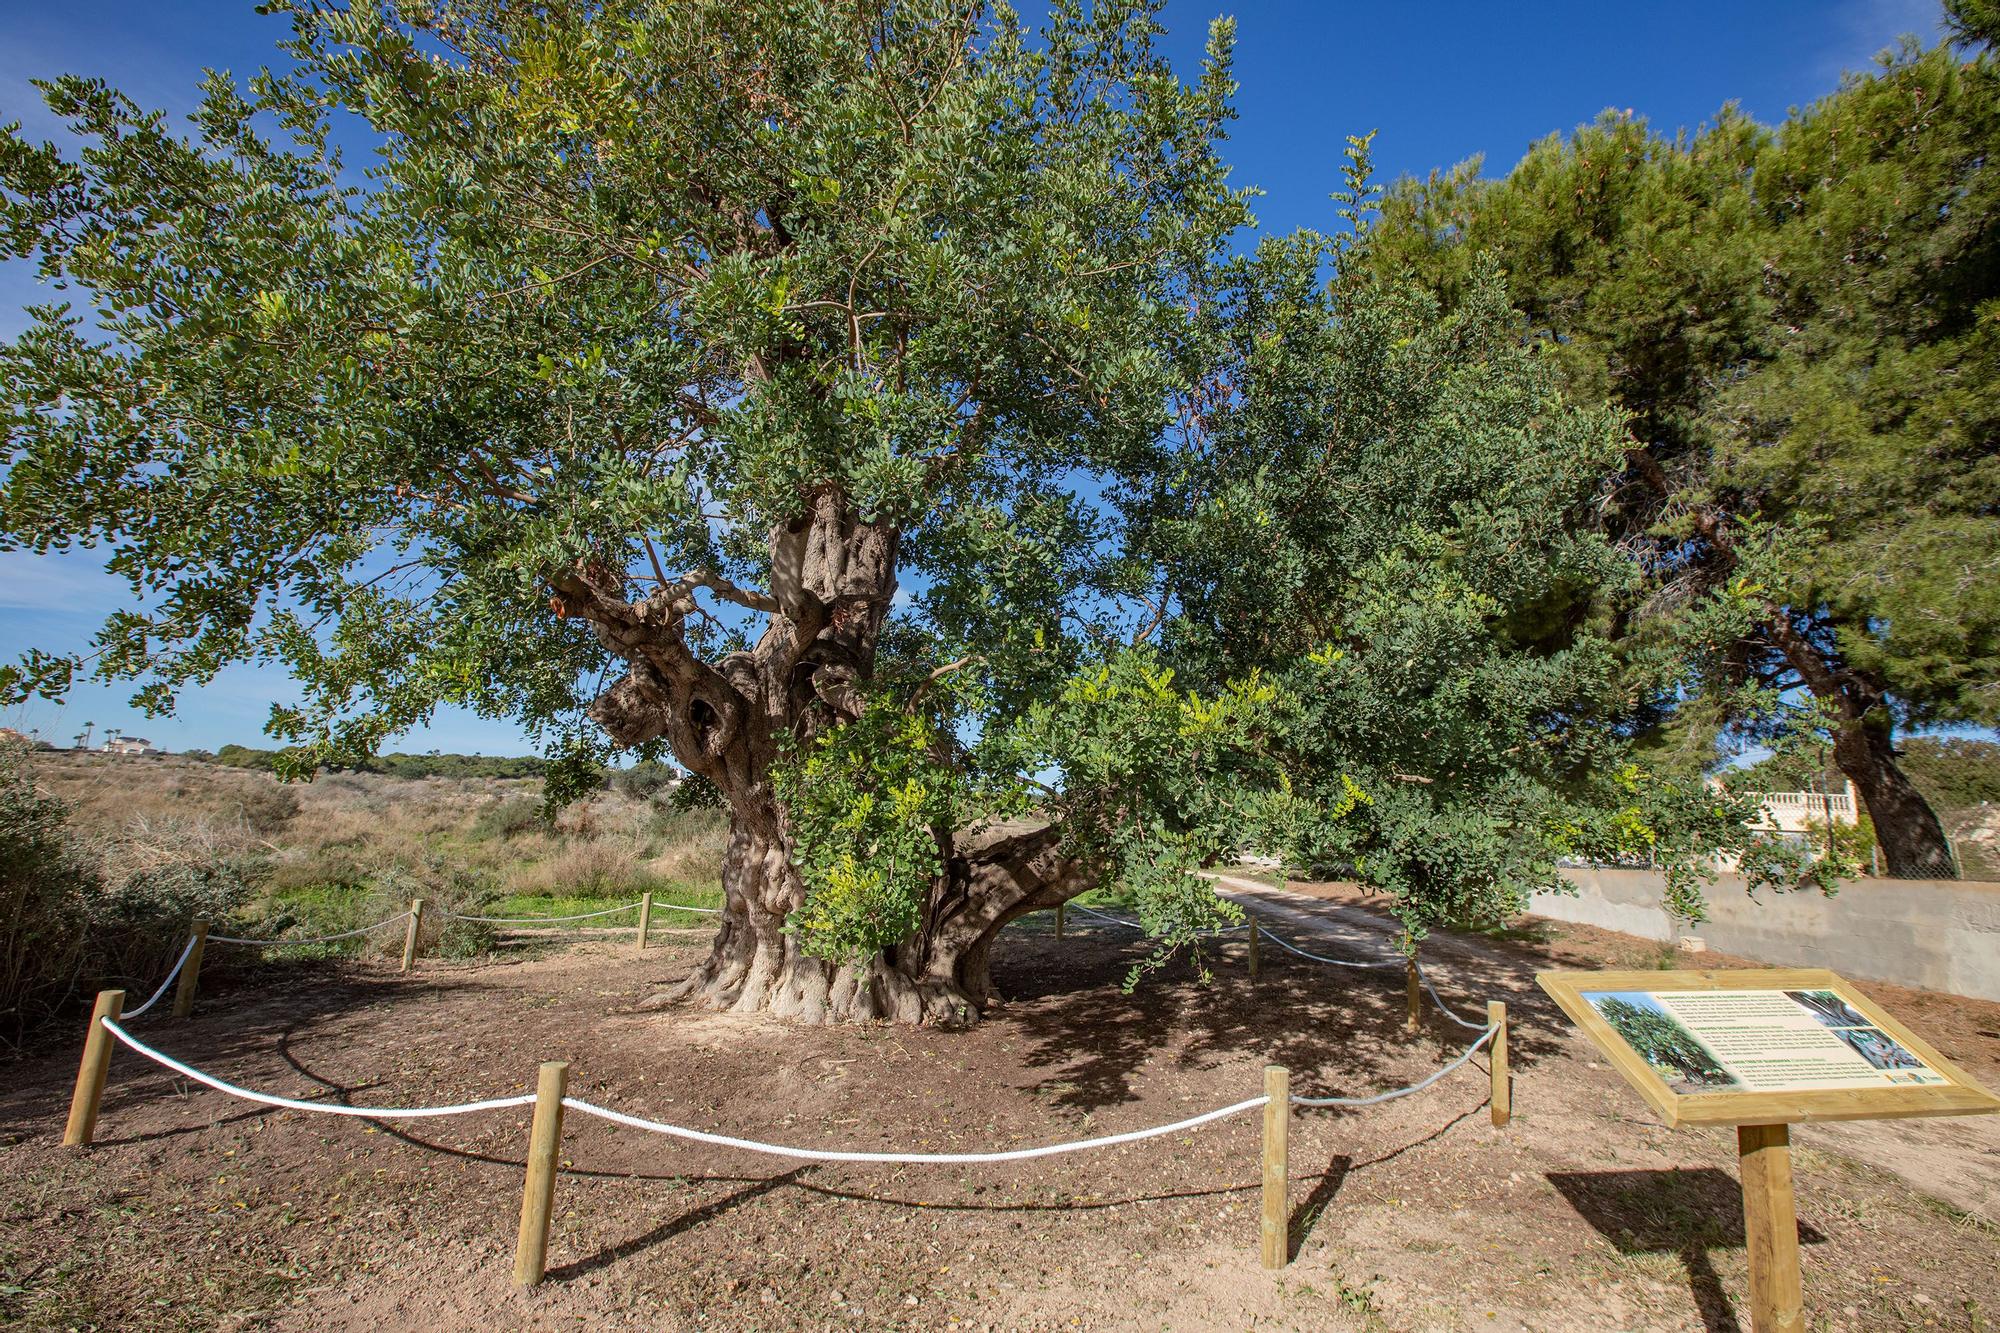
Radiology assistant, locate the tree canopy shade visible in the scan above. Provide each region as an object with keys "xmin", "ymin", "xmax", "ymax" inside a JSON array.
[
  {"xmin": 2, "ymin": 1, "xmax": 1824, "ymax": 1023},
  {"xmin": 1362, "ymin": 29, "xmax": 2000, "ymax": 877}
]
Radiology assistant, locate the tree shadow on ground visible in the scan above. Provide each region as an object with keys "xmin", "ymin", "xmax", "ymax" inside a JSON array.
[
  {"xmin": 990, "ymin": 912, "xmax": 1564, "ymax": 1119},
  {"xmin": 1547, "ymin": 1168, "xmax": 1826, "ymax": 1333}
]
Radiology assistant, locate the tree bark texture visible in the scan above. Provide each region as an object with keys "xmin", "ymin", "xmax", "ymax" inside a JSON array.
[{"xmin": 560, "ymin": 489, "xmax": 1095, "ymax": 1022}]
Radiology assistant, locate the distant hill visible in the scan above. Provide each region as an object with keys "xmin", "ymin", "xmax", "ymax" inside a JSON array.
[{"xmin": 212, "ymin": 744, "xmax": 549, "ymax": 781}]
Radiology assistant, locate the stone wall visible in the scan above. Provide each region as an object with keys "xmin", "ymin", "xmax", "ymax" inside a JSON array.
[{"xmin": 1528, "ymin": 867, "xmax": 2000, "ymax": 1002}]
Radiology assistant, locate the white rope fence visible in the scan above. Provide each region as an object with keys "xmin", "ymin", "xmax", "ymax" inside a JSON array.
[
  {"xmin": 1290, "ymin": 1023, "xmax": 1499, "ymax": 1107},
  {"xmin": 117, "ymin": 888, "xmax": 727, "ymax": 1022},
  {"xmin": 119, "ymin": 933, "xmax": 203, "ymax": 1019},
  {"xmin": 85, "ymin": 1011, "xmax": 1274, "ymax": 1154},
  {"xmin": 210, "ymin": 913, "xmax": 412, "ymax": 946},
  {"xmin": 63, "ymin": 994, "xmax": 1507, "ymax": 1284},
  {"xmin": 1415, "ymin": 959, "xmax": 1490, "ymax": 1031},
  {"xmin": 443, "ymin": 901, "xmax": 644, "ymax": 925},
  {"xmin": 1070, "ymin": 901, "xmax": 1489, "ymax": 1032},
  {"xmin": 103, "ymin": 1019, "xmax": 538, "ymax": 1118},
  {"xmin": 1255, "ymin": 923, "xmax": 1402, "ymax": 970},
  {"xmin": 59, "ymin": 884, "xmax": 1515, "ymax": 1284},
  {"xmin": 559, "ymin": 1093, "xmax": 1271, "ymax": 1164},
  {"xmin": 1073, "ymin": 904, "xmax": 1247, "ymax": 937}
]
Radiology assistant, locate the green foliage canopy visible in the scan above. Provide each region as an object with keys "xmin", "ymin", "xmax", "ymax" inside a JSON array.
[
  {"xmin": 0, "ymin": 0, "xmax": 1279, "ymax": 965},
  {"xmin": 1128, "ymin": 157, "xmax": 1821, "ymax": 933},
  {"xmin": 1361, "ymin": 32, "xmax": 2000, "ymax": 874}
]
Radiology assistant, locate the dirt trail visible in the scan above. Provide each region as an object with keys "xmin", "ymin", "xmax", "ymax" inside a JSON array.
[{"xmin": 1209, "ymin": 871, "xmax": 2000, "ymax": 1225}]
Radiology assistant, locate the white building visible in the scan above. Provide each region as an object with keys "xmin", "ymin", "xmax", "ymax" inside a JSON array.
[
  {"xmin": 1744, "ymin": 782, "xmax": 1858, "ymax": 833},
  {"xmin": 102, "ymin": 736, "xmax": 162, "ymax": 756}
]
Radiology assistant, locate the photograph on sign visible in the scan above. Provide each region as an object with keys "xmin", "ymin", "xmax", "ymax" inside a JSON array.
[{"xmin": 1581, "ymin": 987, "xmax": 1949, "ymax": 1095}]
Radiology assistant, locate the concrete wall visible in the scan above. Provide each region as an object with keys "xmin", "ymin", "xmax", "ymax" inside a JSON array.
[{"xmin": 1528, "ymin": 867, "xmax": 2000, "ymax": 1002}]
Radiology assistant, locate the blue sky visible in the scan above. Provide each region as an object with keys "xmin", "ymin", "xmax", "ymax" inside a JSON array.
[{"xmin": 0, "ymin": 0, "xmax": 1953, "ymax": 755}]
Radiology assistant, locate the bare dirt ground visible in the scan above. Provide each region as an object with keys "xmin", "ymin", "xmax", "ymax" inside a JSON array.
[{"xmin": 3, "ymin": 887, "xmax": 1996, "ymax": 1333}]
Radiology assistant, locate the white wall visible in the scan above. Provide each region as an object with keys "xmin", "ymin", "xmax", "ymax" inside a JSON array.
[{"xmin": 1529, "ymin": 867, "xmax": 2000, "ymax": 1002}]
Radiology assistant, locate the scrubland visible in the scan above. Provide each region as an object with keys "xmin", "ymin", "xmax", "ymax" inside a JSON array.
[{"xmin": 2, "ymin": 749, "xmax": 726, "ymax": 1045}]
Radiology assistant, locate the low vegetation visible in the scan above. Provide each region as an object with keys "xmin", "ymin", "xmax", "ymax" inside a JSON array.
[
  {"xmin": 212, "ymin": 743, "xmax": 551, "ymax": 781},
  {"xmin": 0, "ymin": 744, "xmax": 727, "ymax": 1046}
]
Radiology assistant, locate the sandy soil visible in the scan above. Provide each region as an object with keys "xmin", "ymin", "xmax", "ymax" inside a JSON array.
[{"xmin": 2, "ymin": 888, "xmax": 1995, "ymax": 1332}]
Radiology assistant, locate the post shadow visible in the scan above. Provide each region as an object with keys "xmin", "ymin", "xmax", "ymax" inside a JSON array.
[
  {"xmin": 1288, "ymin": 1153, "xmax": 1352, "ymax": 1259},
  {"xmin": 1547, "ymin": 1169, "xmax": 1825, "ymax": 1333},
  {"xmin": 544, "ymin": 1168, "xmax": 809, "ymax": 1282}
]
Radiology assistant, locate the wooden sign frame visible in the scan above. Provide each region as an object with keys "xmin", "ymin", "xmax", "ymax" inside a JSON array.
[{"xmin": 1537, "ymin": 967, "xmax": 2000, "ymax": 1128}]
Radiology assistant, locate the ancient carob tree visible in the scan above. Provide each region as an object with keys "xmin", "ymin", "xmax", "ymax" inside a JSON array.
[{"xmin": 0, "ymin": 1, "xmax": 1262, "ymax": 1021}]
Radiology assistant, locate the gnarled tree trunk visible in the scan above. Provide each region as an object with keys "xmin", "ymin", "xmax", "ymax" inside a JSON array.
[
  {"xmin": 562, "ymin": 488, "xmax": 1094, "ymax": 1023},
  {"xmin": 652, "ymin": 812, "xmax": 1089, "ymax": 1024}
]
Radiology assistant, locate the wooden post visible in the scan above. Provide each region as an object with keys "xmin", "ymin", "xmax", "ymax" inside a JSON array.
[
  {"xmin": 1738, "ymin": 1123, "xmax": 1805, "ymax": 1333},
  {"xmin": 1488, "ymin": 1000, "xmax": 1510, "ymax": 1127},
  {"xmin": 1247, "ymin": 915, "xmax": 1261, "ymax": 981},
  {"xmin": 1261, "ymin": 1064, "xmax": 1289, "ymax": 1268},
  {"xmin": 400, "ymin": 897, "xmax": 424, "ymax": 973},
  {"xmin": 514, "ymin": 1060, "xmax": 570, "ymax": 1287},
  {"xmin": 636, "ymin": 892, "xmax": 654, "ymax": 952},
  {"xmin": 1405, "ymin": 955, "xmax": 1422, "ymax": 1033},
  {"xmin": 172, "ymin": 920, "xmax": 209, "ymax": 1019},
  {"xmin": 63, "ymin": 989, "xmax": 126, "ymax": 1148},
  {"xmin": 1055, "ymin": 901, "xmax": 1065, "ymax": 939}
]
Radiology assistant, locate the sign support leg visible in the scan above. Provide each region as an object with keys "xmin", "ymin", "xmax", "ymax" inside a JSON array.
[{"xmin": 1738, "ymin": 1122, "xmax": 1804, "ymax": 1333}]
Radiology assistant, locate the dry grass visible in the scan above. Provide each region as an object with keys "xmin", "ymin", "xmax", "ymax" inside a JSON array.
[{"xmin": 29, "ymin": 752, "xmax": 729, "ymax": 946}]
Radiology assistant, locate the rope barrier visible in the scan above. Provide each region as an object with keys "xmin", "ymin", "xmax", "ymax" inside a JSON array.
[
  {"xmin": 1073, "ymin": 905, "xmax": 1246, "ymax": 937},
  {"xmin": 65, "ymin": 882, "xmax": 1514, "ymax": 1285},
  {"xmin": 209, "ymin": 913, "xmax": 412, "ymax": 947},
  {"xmin": 81, "ymin": 891, "xmax": 1505, "ymax": 1184},
  {"xmin": 1415, "ymin": 960, "xmax": 1488, "ymax": 1031},
  {"xmin": 101, "ymin": 1019, "xmax": 538, "ymax": 1118},
  {"xmin": 1254, "ymin": 923, "xmax": 1403, "ymax": 970},
  {"xmin": 98, "ymin": 1012, "xmax": 1266, "ymax": 1155},
  {"xmin": 443, "ymin": 901, "xmax": 643, "ymax": 925},
  {"xmin": 1290, "ymin": 1024, "xmax": 1499, "ymax": 1107},
  {"xmin": 120, "ymin": 934, "xmax": 202, "ymax": 1019},
  {"xmin": 1081, "ymin": 901, "xmax": 1487, "ymax": 1031},
  {"xmin": 559, "ymin": 1093, "xmax": 1271, "ymax": 1164}
]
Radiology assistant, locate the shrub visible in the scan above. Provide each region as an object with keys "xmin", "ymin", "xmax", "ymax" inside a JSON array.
[
  {"xmin": 0, "ymin": 745, "xmax": 96, "ymax": 1047},
  {"xmin": 508, "ymin": 840, "xmax": 639, "ymax": 898},
  {"xmin": 646, "ymin": 805, "xmax": 730, "ymax": 885},
  {"xmin": 471, "ymin": 796, "xmax": 545, "ymax": 841},
  {"xmin": 611, "ymin": 759, "xmax": 679, "ymax": 800},
  {"xmin": 92, "ymin": 856, "xmax": 254, "ymax": 991},
  {"xmin": 234, "ymin": 783, "xmax": 301, "ymax": 835},
  {"xmin": 0, "ymin": 750, "xmax": 256, "ymax": 1047}
]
